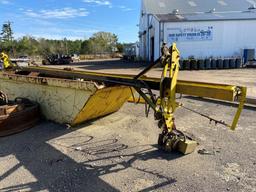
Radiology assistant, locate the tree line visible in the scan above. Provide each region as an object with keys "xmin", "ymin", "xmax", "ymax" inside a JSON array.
[{"xmin": 0, "ymin": 21, "xmax": 124, "ymax": 57}]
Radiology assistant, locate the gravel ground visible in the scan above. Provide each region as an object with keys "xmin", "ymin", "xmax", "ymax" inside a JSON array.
[{"xmin": 0, "ymin": 97, "xmax": 255, "ymax": 192}]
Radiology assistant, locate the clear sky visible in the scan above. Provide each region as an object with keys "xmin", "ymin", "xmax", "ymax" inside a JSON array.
[{"xmin": 0, "ymin": 0, "xmax": 140, "ymax": 43}]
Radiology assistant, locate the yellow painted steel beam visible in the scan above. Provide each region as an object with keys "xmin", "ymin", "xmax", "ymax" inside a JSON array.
[
  {"xmin": 24, "ymin": 66, "xmax": 239, "ymax": 102},
  {"xmin": 176, "ymin": 80, "xmax": 237, "ymax": 102},
  {"xmin": 158, "ymin": 43, "xmax": 180, "ymax": 132},
  {"xmin": 230, "ymin": 86, "xmax": 247, "ymax": 130}
]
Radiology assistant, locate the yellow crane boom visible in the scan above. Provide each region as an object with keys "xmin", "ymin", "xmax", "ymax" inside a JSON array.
[
  {"xmin": 1, "ymin": 43, "xmax": 246, "ymax": 154},
  {"xmin": 0, "ymin": 52, "xmax": 15, "ymax": 69}
]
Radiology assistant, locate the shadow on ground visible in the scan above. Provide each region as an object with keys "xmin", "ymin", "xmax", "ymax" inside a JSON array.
[
  {"xmin": 71, "ymin": 59, "xmax": 148, "ymax": 71},
  {"xmin": 0, "ymin": 121, "xmax": 181, "ymax": 192}
]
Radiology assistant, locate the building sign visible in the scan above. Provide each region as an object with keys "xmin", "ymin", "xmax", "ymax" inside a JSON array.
[{"xmin": 167, "ymin": 26, "xmax": 213, "ymax": 42}]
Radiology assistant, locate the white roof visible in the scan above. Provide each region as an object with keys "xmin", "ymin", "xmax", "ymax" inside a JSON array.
[{"xmin": 143, "ymin": 0, "xmax": 256, "ymax": 21}]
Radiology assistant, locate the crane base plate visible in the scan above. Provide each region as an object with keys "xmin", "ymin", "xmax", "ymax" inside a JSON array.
[{"xmin": 177, "ymin": 139, "xmax": 198, "ymax": 154}]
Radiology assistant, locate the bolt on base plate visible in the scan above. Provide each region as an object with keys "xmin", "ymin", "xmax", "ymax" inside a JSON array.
[{"xmin": 158, "ymin": 132, "xmax": 198, "ymax": 154}]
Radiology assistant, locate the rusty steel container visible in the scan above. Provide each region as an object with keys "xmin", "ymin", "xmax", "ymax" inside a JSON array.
[
  {"xmin": 0, "ymin": 100, "xmax": 40, "ymax": 136},
  {"xmin": 0, "ymin": 72, "xmax": 131, "ymax": 126}
]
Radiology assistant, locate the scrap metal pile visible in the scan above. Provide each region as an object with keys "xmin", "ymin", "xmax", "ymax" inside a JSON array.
[
  {"xmin": 0, "ymin": 91, "xmax": 40, "ymax": 136},
  {"xmin": 0, "ymin": 43, "xmax": 247, "ymax": 154}
]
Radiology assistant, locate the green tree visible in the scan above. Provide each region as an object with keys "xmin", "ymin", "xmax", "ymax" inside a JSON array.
[
  {"xmin": 37, "ymin": 38, "xmax": 51, "ymax": 56},
  {"xmin": 0, "ymin": 21, "xmax": 14, "ymax": 54},
  {"xmin": 16, "ymin": 36, "xmax": 39, "ymax": 56},
  {"xmin": 68, "ymin": 40, "xmax": 82, "ymax": 54},
  {"xmin": 116, "ymin": 43, "xmax": 124, "ymax": 53},
  {"xmin": 0, "ymin": 22, "xmax": 122, "ymax": 57},
  {"xmin": 89, "ymin": 32, "xmax": 118, "ymax": 54},
  {"xmin": 1, "ymin": 21, "xmax": 13, "ymax": 42},
  {"xmin": 80, "ymin": 39, "xmax": 92, "ymax": 54}
]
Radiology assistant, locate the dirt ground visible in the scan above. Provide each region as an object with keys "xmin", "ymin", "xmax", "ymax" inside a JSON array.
[{"xmin": 0, "ymin": 59, "xmax": 256, "ymax": 192}]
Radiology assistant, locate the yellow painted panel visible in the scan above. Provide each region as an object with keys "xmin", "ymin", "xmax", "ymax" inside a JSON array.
[{"xmin": 72, "ymin": 86, "xmax": 131, "ymax": 125}]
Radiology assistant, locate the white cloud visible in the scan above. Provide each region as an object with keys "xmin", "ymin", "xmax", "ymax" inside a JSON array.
[
  {"xmin": 117, "ymin": 5, "xmax": 135, "ymax": 12},
  {"xmin": 0, "ymin": 0, "xmax": 10, "ymax": 4},
  {"xmin": 71, "ymin": 29, "xmax": 99, "ymax": 34},
  {"xmin": 33, "ymin": 34, "xmax": 86, "ymax": 40},
  {"xmin": 118, "ymin": 5, "xmax": 126, "ymax": 9},
  {"xmin": 15, "ymin": 33, "xmax": 85, "ymax": 40},
  {"xmin": 83, "ymin": 0, "xmax": 111, "ymax": 6},
  {"xmin": 41, "ymin": 27, "xmax": 99, "ymax": 35},
  {"xmin": 14, "ymin": 28, "xmax": 99, "ymax": 40},
  {"xmin": 82, "ymin": 1, "xmax": 133, "ymax": 11},
  {"xmin": 122, "ymin": 8, "xmax": 135, "ymax": 12},
  {"xmin": 24, "ymin": 7, "xmax": 89, "ymax": 19}
]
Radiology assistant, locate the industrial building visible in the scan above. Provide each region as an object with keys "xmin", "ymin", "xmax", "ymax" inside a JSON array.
[{"xmin": 139, "ymin": 0, "xmax": 256, "ymax": 61}]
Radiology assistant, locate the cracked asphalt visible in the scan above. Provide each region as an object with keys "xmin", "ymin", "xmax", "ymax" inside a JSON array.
[{"xmin": 0, "ymin": 97, "xmax": 255, "ymax": 192}]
